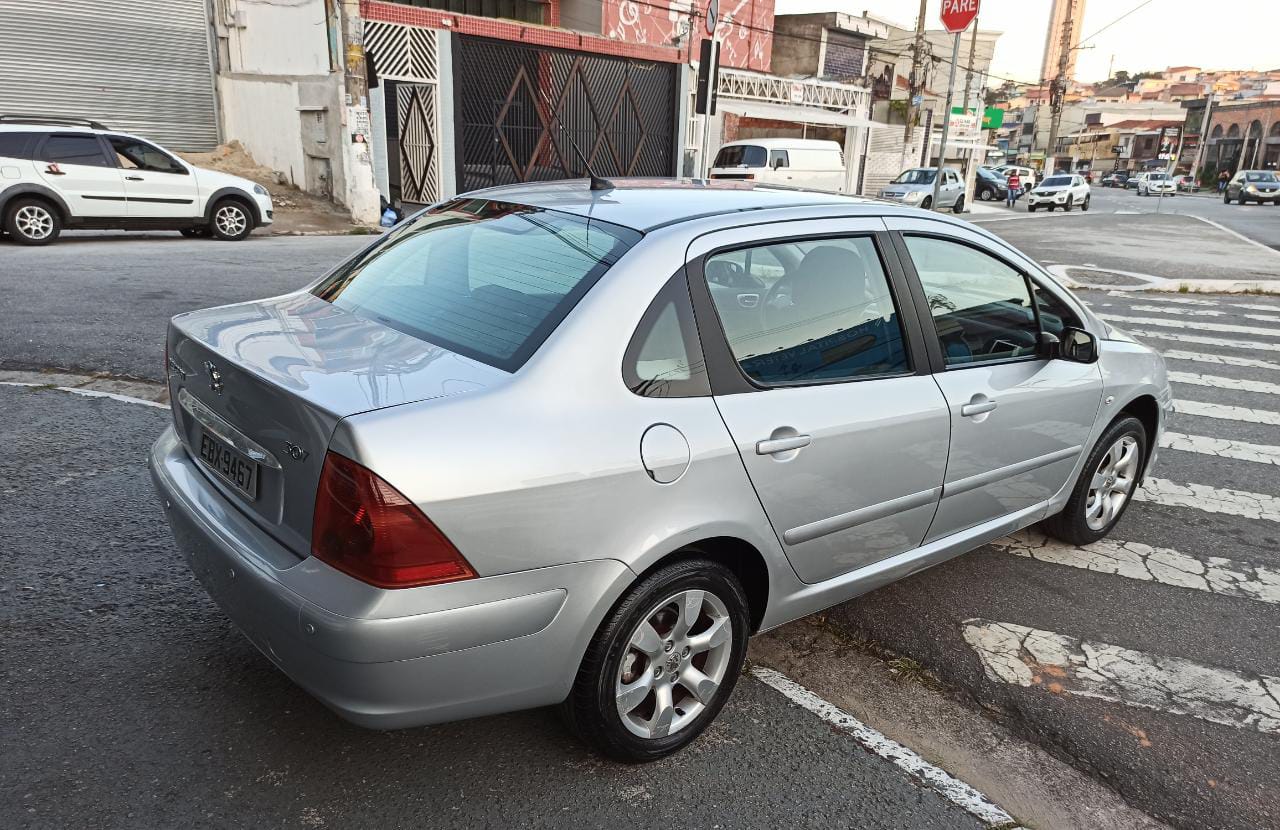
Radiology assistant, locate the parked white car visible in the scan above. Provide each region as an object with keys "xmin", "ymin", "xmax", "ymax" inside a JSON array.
[
  {"xmin": 1026, "ymin": 174, "xmax": 1091, "ymax": 212},
  {"xmin": 1138, "ymin": 172, "xmax": 1177, "ymax": 197},
  {"xmin": 0, "ymin": 115, "xmax": 273, "ymax": 245},
  {"xmin": 995, "ymin": 165, "xmax": 1037, "ymax": 191},
  {"xmin": 710, "ymin": 139, "xmax": 847, "ymax": 193}
]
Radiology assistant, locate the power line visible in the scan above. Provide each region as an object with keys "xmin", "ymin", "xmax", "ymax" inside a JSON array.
[{"xmin": 1076, "ymin": 0, "xmax": 1158, "ymax": 47}]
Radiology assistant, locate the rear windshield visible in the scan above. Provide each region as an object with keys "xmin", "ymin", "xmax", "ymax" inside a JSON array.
[
  {"xmin": 1042, "ymin": 176, "xmax": 1071, "ymax": 187},
  {"xmin": 312, "ymin": 199, "xmax": 641, "ymax": 371},
  {"xmin": 714, "ymin": 145, "xmax": 767, "ymax": 168}
]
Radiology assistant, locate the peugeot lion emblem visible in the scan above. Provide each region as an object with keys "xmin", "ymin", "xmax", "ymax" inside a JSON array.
[{"xmin": 202, "ymin": 360, "xmax": 224, "ymax": 395}]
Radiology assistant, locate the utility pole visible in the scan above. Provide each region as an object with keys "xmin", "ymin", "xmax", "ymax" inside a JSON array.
[
  {"xmin": 929, "ymin": 31, "xmax": 963, "ymax": 211},
  {"xmin": 961, "ymin": 18, "xmax": 981, "ymax": 212},
  {"xmin": 1043, "ymin": 0, "xmax": 1076, "ymax": 178},
  {"xmin": 900, "ymin": 0, "xmax": 929, "ymax": 171}
]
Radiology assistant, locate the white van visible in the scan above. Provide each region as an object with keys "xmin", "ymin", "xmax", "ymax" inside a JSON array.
[{"xmin": 709, "ymin": 138, "xmax": 847, "ymax": 192}]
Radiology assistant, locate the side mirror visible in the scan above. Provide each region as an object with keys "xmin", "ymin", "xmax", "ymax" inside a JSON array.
[
  {"xmin": 1036, "ymin": 331, "xmax": 1060, "ymax": 360},
  {"xmin": 1059, "ymin": 327, "xmax": 1099, "ymax": 363}
]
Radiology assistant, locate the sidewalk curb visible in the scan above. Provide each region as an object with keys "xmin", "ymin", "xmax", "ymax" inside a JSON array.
[{"xmin": 1047, "ymin": 264, "xmax": 1280, "ymax": 295}]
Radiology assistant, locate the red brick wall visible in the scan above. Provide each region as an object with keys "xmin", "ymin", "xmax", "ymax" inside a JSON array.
[
  {"xmin": 602, "ymin": 0, "xmax": 774, "ymax": 71},
  {"xmin": 361, "ymin": 0, "xmax": 685, "ymax": 63}
]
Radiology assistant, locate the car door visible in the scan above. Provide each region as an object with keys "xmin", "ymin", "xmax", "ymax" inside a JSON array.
[
  {"xmin": 943, "ymin": 169, "xmax": 963, "ymax": 206},
  {"xmin": 885, "ymin": 221, "xmax": 1104, "ymax": 540},
  {"xmin": 33, "ymin": 132, "xmax": 125, "ymax": 217},
  {"xmin": 106, "ymin": 135, "xmax": 200, "ymax": 219},
  {"xmin": 686, "ymin": 218, "xmax": 950, "ymax": 584}
]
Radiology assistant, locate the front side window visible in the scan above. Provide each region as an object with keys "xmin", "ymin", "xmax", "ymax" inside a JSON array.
[
  {"xmin": 108, "ymin": 136, "xmax": 186, "ymax": 174},
  {"xmin": 1033, "ymin": 283, "xmax": 1080, "ymax": 337},
  {"xmin": 39, "ymin": 134, "xmax": 108, "ymax": 167},
  {"xmin": 703, "ymin": 236, "xmax": 909, "ymax": 385},
  {"xmin": 313, "ymin": 199, "xmax": 641, "ymax": 371},
  {"xmin": 714, "ymin": 145, "xmax": 767, "ymax": 168},
  {"xmin": 905, "ymin": 236, "xmax": 1039, "ymax": 367},
  {"xmin": 623, "ymin": 275, "xmax": 709, "ymax": 398},
  {"xmin": 769, "ymin": 149, "xmax": 789, "ymax": 169}
]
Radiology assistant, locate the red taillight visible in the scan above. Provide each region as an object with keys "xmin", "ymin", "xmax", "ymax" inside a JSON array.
[{"xmin": 310, "ymin": 452, "xmax": 476, "ymax": 589}]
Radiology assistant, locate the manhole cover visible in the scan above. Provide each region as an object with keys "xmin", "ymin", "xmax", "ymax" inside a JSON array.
[{"xmin": 1065, "ymin": 268, "xmax": 1148, "ymax": 286}]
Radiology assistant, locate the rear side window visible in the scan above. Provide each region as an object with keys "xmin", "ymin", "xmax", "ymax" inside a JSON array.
[
  {"xmin": 714, "ymin": 145, "xmax": 767, "ymax": 168},
  {"xmin": 702, "ymin": 236, "xmax": 910, "ymax": 385},
  {"xmin": 0, "ymin": 131, "xmax": 37, "ymax": 159},
  {"xmin": 313, "ymin": 199, "xmax": 640, "ymax": 371},
  {"xmin": 623, "ymin": 274, "xmax": 709, "ymax": 398},
  {"xmin": 39, "ymin": 134, "xmax": 109, "ymax": 167}
]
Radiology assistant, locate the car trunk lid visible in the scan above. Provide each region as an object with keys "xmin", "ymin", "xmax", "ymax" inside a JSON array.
[{"xmin": 166, "ymin": 291, "xmax": 507, "ymax": 559}]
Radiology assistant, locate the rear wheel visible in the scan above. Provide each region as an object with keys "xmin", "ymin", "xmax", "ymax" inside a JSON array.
[
  {"xmin": 4, "ymin": 197, "xmax": 61, "ymax": 246},
  {"xmin": 561, "ymin": 557, "xmax": 749, "ymax": 762},
  {"xmin": 210, "ymin": 200, "xmax": 255, "ymax": 241},
  {"xmin": 1042, "ymin": 416, "xmax": 1147, "ymax": 546}
]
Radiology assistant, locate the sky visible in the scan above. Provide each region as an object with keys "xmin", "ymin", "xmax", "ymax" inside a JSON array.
[{"xmin": 773, "ymin": 0, "xmax": 1279, "ymax": 85}]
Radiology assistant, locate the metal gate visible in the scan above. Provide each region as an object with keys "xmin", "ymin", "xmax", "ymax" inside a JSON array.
[
  {"xmin": 393, "ymin": 84, "xmax": 441, "ymax": 204},
  {"xmin": 453, "ymin": 35, "xmax": 677, "ymax": 192},
  {"xmin": 0, "ymin": 0, "xmax": 218, "ymax": 150},
  {"xmin": 365, "ymin": 20, "xmax": 442, "ymax": 207}
]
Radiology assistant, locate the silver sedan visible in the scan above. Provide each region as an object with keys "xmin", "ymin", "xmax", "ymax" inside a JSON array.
[{"xmin": 150, "ymin": 180, "xmax": 1172, "ymax": 761}]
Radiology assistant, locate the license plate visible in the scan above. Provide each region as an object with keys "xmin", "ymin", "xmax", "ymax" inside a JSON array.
[{"xmin": 197, "ymin": 430, "xmax": 259, "ymax": 500}]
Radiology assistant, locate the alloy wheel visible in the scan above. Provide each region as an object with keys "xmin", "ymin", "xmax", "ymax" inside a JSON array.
[
  {"xmin": 15, "ymin": 205, "xmax": 54, "ymax": 240},
  {"xmin": 615, "ymin": 589, "xmax": 733, "ymax": 740},
  {"xmin": 215, "ymin": 205, "xmax": 248, "ymax": 237},
  {"xmin": 1085, "ymin": 435, "xmax": 1140, "ymax": 531}
]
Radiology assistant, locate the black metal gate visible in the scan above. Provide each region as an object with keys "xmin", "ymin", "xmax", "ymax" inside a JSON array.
[{"xmin": 452, "ymin": 35, "xmax": 678, "ymax": 192}]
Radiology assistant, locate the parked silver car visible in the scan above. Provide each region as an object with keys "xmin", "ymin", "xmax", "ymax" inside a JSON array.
[
  {"xmin": 150, "ymin": 180, "xmax": 1172, "ymax": 761},
  {"xmin": 878, "ymin": 167, "xmax": 966, "ymax": 212}
]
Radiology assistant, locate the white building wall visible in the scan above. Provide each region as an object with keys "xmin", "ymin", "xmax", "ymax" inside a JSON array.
[{"xmin": 216, "ymin": 77, "xmax": 307, "ymax": 183}]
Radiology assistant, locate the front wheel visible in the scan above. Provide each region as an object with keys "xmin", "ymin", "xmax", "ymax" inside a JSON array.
[
  {"xmin": 1041, "ymin": 416, "xmax": 1147, "ymax": 546},
  {"xmin": 210, "ymin": 200, "xmax": 255, "ymax": 241},
  {"xmin": 1028, "ymin": 204, "xmax": 1037, "ymax": 212},
  {"xmin": 1081, "ymin": 196, "xmax": 1091, "ymax": 212},
  {"xmin": 1064, "ymin": 196, "xmax": 1074, "ymax": 212},
  {"xmin": 952, "ymin": 195, "xmax": 965, "ymax": 214},
  {"xmin": 561, "ymin": 557, "xmax": 750, "ymax": 762},
  {"xmin": 920, "ymin": 196, "xmax": 933, "ymax": 210}
]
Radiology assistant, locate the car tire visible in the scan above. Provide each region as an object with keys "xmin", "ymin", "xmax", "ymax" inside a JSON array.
[
  {"xmin": 1028, "ymin": 204, "xmax": 1036, "ymax": 212},
  {"xmin": 1223, "ymin": 192, "xmax": 1230, "ymax": 204},
  {"xmin": 3, "ymin": 197, "xmax": 62, "ymax": 246},
  {"xmin": 180, "ymin": 227, "xmax": 211, "ymax": 239},
  {"xmin": 561, "ymin": 557, "xmax": 750, "ymax": 763},
  {"xmin": 1081, "ymin": 196, "xmax": 1090, "ymax": 212},
  {"xmin": 978, "ymin": 188, "xmax": 992, "ymax": 201},
  {"xmin": 920, "ymin": 197, "xmax": 933, "ymax": 210},
  {"xmin": 209, "ymin": 199, "xmax": 255, "ymax": 241},
  {"xmin": 952, "ymin": 195, "xmax": 965, "ymax": 214},
  {"xmin": 1041, "ymin": 415, "xmax": 1148, "ymax": 546},
  {"xmin": 1064, "ymin": 196, "xmax": 1074, "ymax": 212}
]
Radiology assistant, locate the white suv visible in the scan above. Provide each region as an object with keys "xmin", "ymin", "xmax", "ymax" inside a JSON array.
[
  {"xmin": 0, "ymin": 116, "xmax": 272, "ymax": 245},
  {"xmin": 1026, "ymin": 173, "xmax": 1091, "ymax": 212}
]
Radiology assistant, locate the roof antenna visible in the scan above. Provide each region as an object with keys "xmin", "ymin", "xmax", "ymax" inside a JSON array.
[{"xmin": 537, "ymin": 91, "xmax": 615, "ymax": 191}]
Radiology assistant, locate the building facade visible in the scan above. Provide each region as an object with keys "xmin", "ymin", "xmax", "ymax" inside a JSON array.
[{"xmin": 1040, "ymin": 0, "xmax": 1086, "ymax": 82}]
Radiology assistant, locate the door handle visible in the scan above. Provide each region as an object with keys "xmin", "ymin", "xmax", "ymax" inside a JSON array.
[
  {"xmin": 125, "ymin": 175, "xmax": 144, "ymax": 181},
  {"xmin": 756, "ymin": 435, "xmax": 811, "ymax": 455},
  {"xmin": 961, "ymin": 397, "xmax": 997, "ymax": 417}
]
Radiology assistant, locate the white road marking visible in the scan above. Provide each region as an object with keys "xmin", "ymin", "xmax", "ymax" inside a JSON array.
[
  {"xmin": 1100, "ymin": 313, "xmax": 1280, "ymax": 339},
  {"xmin": 0, "ymin": 381, "xmax": 168, "ymax": 410},
  {"xmin": 1109, "ymin": 293, "xmax": 1217, "ymax": 306},
  {"xmin": 750, "ymin": 666, "xmax": 1021, "ymax": 828},
  {"xmin": 1129, "ymin": 304, "xmax": 1280, "ymax": 324},
  {"xmin": 992, "ymin": 530, "xmax": 1280, "ymax": 604},
  {"xmin": 962, "ymin": 620, "xmax": 1280, "ymax": 735},
  {"xmin": 1123, "ymin": 328, "xmax": 1280, "ymax": 353},
  {"xmin": 1173, "ymin": 398, "xmax": 1280, "ymax": 426},
  {"xmin": 1168, "ymin": 370, "xmax": 1280, "ymax": 396},
  {"xmin": 1137, "ymin": 478, "xmax": 1280, "ymax": 522},
  {"xmin": 1161, "ymin": 431, "xmax": 1280, "ymax": 465},
  {"xmin": 1239, "ymin": 303, "xmax": 1280, "ymax": 313},
  {"xmin": 1160, "ymin": 349, "xmax": 1280, "ymax": 372}
]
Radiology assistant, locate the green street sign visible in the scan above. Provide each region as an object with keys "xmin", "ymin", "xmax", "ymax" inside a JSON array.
[{"xmin": 951, "ymin": 106, "xmax": 1005, "ymax": 130}]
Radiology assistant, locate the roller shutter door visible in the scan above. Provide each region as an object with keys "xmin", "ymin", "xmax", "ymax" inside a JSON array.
[{"xmin": 0, "ymin": 0, "xmax": 218, "ymax": 150}]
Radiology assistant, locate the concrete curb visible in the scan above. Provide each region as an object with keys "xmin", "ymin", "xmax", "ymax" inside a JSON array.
[{"xmin": 1047, "ymin": 264, "xmax": 1280, "ymax": 295}]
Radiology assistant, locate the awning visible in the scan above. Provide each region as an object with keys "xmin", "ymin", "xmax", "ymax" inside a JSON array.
[{"xmin": 714, "ymin": 98, "xmax": 877, "ymax": 128}]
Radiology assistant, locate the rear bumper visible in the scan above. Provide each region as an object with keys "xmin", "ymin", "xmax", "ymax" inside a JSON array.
[{"xmin": 148, "ymin": 426, "xmax": 632, "ymax": 729}]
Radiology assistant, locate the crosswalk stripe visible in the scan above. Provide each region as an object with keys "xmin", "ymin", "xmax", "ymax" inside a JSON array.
[
  {"xmin": 1238, "ymin": 303, "xmax": 1280, "ymax": 313},
  {"xmin": 1129, "ymin": 305, "xmax": 1280, "ymax": 325},
  {"xmin": 1137, "ymin": 477, "xmax": 1280, "ymax": 522},
  {"xmin": 1173, "ymin": 398, "xmax": 1280, "ymax": 426},
  {"xmin": 1168, "ymin": 370, "xmax": 1280, "ymax": 396},
  {"xmin": 1106, "ymin": 293, "xmax": 1216, "ymax": 306},
  {"xmin": 1161, "ymin": 432, "xmax": 1280, "ymax": 465},
  {"xmin": 1100, "ymin": 313, "xmax": 1280, "ymax": 339},
  {"xmin": 1124, "ymin": 328, "xmax": 1280, "ymax": 353},
  {"xmin": 1160, "ymin": 349, "xmax": 1280, "ymax": 372},
  {"xmin": 992, "ymin": 531, "xmax": 1280, "ymax": 604},
  {"xmin": 962, "ymin": 620, "xmax": 1280, "ymax": 735}
]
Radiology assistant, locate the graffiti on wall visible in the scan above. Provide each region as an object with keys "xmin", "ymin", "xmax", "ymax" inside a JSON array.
[{"xmin": 602, "ymin": 0, "xmax": 774, "ymax": 72}]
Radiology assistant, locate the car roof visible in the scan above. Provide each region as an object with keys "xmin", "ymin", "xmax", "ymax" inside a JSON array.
[
  {"xmin": 464, "ymin": 178, "xmax": 874, "ymax": 232},
  {"xmin": 718, "ymin": 138, "xmax": 842, "ymax": 150}
]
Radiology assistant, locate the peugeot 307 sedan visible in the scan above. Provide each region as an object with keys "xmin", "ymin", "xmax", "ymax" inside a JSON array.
[{"xmin": 150, "ymin": 180, "xmax": 1172, "ymax": 762}]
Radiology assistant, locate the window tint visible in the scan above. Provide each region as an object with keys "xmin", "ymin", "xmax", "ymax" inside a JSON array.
[
  {"xmin": 703, "ymin": 236, "xmax": 909, "ymax": 385},
  {"xmin": 714, "ymin": 145, "xmax": 767, "ymax": 167},
  {"xmin": 39, "ymin": 134, "xmax": 108, "ymax": 167},
  {"xmin": 108, "ymin": 136, "xmax": 185, "ymax": 174},
  {"xmin": 623, "ymin": 275, "xmax": 709, "ymax": 398},
  {"xmin": 0, "ymin": 131, "xmax": 36, "ymax": 159},
  {"xmin": 905, "ymin": 236, "xmax": 1038, "ymax": 367},
  {"xmin": 313, "ymin": 199, "xmax": 640, "ymax": 371}
]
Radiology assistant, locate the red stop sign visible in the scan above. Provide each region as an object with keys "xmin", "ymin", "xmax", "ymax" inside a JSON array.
[{"xmin": 940, "ymin": 0, "xmax": 980, "ymax": 33}]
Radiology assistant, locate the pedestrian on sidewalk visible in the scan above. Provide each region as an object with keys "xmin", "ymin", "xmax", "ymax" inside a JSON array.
[
  {"xmin": 1218, "ymin": 169, "xmax": 1230, "ymax": 193},
  {"xmin": 1006, "ymin": 172, "xmax": 1022, "ymax": 207}
]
